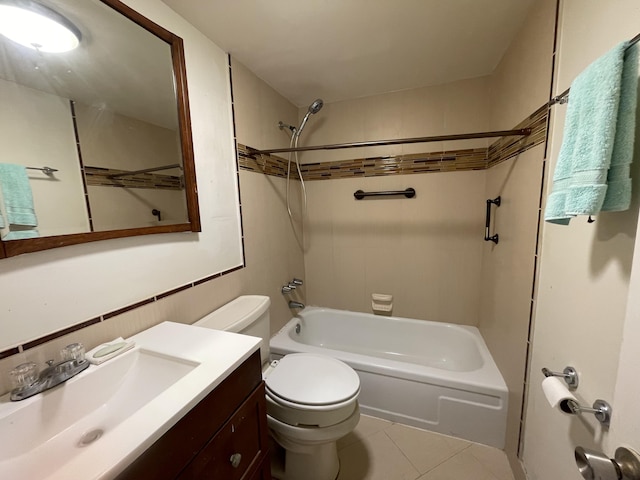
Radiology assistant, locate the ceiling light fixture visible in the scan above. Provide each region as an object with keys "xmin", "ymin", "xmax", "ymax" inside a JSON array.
[{"xmin": 0, "ymin": 0, "xmax": 81, "ymax": 53}]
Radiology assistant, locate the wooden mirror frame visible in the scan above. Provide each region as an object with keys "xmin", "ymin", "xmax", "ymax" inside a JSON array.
[{"xmin": 0, "ymin": 0, "xmax": 200, "ymax": 259}]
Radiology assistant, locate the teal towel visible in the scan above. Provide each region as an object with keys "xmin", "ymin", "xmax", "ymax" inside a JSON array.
[
  {"xmin": 545, "ymin": 42, "xmax": 638, "ymax": 225},
  {"xmin": 603, "ymin": 44, "xmax": 638, "ymax": 211},
  {"xmin": 0, "ymin": 163, "xmax": 38, "ymax": 230}
]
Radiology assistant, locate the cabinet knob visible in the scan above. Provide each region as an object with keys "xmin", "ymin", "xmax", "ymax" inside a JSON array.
[{"xmin": 230, "ymin": 453, "xmax": 242, "ymax": 468}]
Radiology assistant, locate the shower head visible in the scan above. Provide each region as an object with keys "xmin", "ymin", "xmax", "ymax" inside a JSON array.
[
  {"xmin": 308, "ymin": 98, "xmax": 324, "ymax": 114},
  {"xmin": 297, "ymin": 98, "xmax": 324, "ymax": 137}
]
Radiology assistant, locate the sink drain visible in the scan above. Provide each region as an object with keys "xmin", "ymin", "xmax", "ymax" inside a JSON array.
[{"xmin": 78, "ymin": 428, "xmax": 104, "ymax": 447}]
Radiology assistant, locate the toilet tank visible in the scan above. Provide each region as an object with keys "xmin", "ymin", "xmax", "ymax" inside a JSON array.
[{"xmin": 194, "ymin": 295, "xmax": 271, "ymax": 364}]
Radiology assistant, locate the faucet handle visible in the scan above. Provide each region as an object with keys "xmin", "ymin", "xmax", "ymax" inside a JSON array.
[
  {"xmin": 61, "ymin": 343, "xmax": 85, "ymax": 362},
  {"xmin": 292, "ymin": 278, "xmax": 303, "ymax": 286},
  {"xmin": 9, "ymin": 362, "xmax": 38, "ymax": 389},
  {"xmin": 282, "ymin": 285, "xmax": 293, "ymax": 294}
]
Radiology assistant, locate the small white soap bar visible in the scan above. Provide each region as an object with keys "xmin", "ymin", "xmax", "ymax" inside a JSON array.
[{"xmin": 94, "ymin": 341, "xmax": 128, "ymax": 358}]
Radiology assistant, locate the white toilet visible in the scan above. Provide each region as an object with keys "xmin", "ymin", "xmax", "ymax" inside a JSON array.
[{"xmin": 195, "ymin": 295, "xmax": 360, "ymax": 480}]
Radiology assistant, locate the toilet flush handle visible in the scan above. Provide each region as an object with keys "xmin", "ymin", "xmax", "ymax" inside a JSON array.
[{"xmin": 230, "ymin": 453, "xmax": 242, "ymax": 468}]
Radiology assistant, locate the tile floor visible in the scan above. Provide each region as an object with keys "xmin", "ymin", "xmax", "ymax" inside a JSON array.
[{"xmin": 336, "ymin": 415, "xmax": 515, "ymax": 480}]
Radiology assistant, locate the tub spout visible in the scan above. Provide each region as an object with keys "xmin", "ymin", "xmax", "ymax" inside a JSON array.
[{"xmin": 288, "ymin": 301, "xmax": 305, "ymax": 309}]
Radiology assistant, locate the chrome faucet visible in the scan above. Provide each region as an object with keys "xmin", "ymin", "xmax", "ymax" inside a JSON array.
[
  {"xmin": 288, "ymin": 301, "xmax": 305, "ymax": 309},
  {"xmin": 9, "ymin": 344, "xmax": 90, "ymax": 401}
]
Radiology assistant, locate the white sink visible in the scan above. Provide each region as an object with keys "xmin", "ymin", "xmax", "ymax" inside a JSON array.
[
  {"xmin": 0, "ymin": 322, "xmax": 261, "ymax": 480},
  {"xmin": 0, "ymin": 347, "xmax": 197, "ymax": 480}
]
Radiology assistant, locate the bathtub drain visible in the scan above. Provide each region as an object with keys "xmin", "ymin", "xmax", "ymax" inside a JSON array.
[{"xmin": 78, "ymin": 428, "xmax": 104, "ymax": 447}]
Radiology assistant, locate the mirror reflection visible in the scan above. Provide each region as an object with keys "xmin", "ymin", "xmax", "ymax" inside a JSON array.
[{"xmin": 0, "ymin": 0, "xmax": 189, "ymax": 242}]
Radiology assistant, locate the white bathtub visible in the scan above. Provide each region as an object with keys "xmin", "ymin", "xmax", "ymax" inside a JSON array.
[{"xmin": 269, "ymin": 307, "xmax": 508, "ymax": 448}]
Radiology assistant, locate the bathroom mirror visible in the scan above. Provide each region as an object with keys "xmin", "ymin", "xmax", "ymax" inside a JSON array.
[{"xmin": 0, "ymin": 0, "xmax": 200, "ymax": 258}]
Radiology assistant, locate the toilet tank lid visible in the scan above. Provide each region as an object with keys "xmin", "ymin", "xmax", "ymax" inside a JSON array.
[{"xmin": 195, "ymin": 295, "xmax": 270, "ymax": 333}]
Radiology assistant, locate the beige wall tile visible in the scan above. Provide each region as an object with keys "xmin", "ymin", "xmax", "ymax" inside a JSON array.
[
  {"xmin": 478, "ymin": 146, "xmax": 545, "ymax": 465},
  {"xmin": 490, "ymin": 0, "xmax": 556, "ymax": 131},
  {"xmin": 230, "ymin": 58, "xmax": 306, "ymax": 333},
  {"xmin": 472, "ymin": 1, "xmax": 556, "ymax": 476},
  {"xmin": 231, "ymin": 59, "xmax": 298, "ymax": 151},
  {"xmin": 239, "ymin": 171, "xmax": 306, "ymax": 334},
  {"xmin": 298, "ymin": 76, "xmax": 492, "ymax": 164},
  {"xmin": 304, "ymin": 171, "xmax": 486, "ymax": 325}
]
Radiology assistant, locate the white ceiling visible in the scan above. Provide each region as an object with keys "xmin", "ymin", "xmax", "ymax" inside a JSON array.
[
  {"xmin": 0, "ymin": 0, "xmax": 179, "ymax": 129},
  {"xmin": 162, "ymin": 0, "xmax": 536, "ymax": 107}
]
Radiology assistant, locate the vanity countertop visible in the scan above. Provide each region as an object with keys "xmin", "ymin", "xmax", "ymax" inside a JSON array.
[{"xmin": 0, "ymin": 321, "xmax": 261, "ymax": 480}]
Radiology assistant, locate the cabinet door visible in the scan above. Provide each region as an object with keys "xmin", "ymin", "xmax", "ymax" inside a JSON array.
[{"xmin": 178, "ymin": 383, "xmax": 269, "ymax": 480}]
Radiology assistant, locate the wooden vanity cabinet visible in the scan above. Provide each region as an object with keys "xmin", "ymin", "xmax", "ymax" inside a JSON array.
[{"xmin": 117, "ymin": 350, "xmax": 271, "ymax": 480}]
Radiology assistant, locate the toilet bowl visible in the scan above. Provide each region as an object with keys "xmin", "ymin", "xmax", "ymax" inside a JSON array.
[{"xmin": 195, "ymin": 296, "xmax": 360, "ymax": 480}]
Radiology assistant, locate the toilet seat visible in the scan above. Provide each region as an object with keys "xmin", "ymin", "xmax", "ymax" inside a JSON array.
[
  {"xmin": 264, "ymin": 353, "xmax": 360, "ymax": 427},
  {"xmin": 265, "ymin": 353, "xmax": 360, "ymax": 406}
]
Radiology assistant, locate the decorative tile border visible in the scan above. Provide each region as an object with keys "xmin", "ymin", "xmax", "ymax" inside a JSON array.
[
  {"xmin": 300, "ymin": 148, "xmax": 488, "ymax": 180},
  {"xmin": 238, "ymin": 144, "xmax": 293, "ymax": 178},
  {"xmin": 238, "ymin": 104, "xmax": 548, "ymax": 180},
  {"xmin": 85, "ymin": 166, "xmax": 183, "ymax": 190},
  {"xmin": 0, "ymin": 264, "xmax": 245, "ymax": 359},
  {"xmin": 488, "ymin": 104, "xmax": 548, "ymax": 168}
]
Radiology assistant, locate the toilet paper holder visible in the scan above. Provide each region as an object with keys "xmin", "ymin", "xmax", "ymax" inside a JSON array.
[
  {"xmin": 542, "ymin": 366, "xmax": 612, "ymax": 425},
  {"xmin": 542, "ymin": 366, "xmax": 579, "ymax": 389},
  {"xmin": 563, "ymin": 399, "xmax": 612, "ymax": 427}
]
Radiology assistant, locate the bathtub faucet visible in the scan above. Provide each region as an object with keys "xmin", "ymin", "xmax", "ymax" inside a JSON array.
[{"xmin": 288, "ymin": 301, "xmax": 305, "ymax": 309}]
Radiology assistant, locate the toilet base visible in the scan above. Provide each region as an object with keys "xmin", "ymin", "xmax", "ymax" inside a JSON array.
[
  {"xmin": 267, "ymin": 400, "xmax": 359, "ymax": 480},
  {"xmin": 270, "ymin": 440, "xmax": 340, "ymax": 480}
]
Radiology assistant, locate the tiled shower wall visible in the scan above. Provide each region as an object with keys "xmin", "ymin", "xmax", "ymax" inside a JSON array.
[
  {"xmin": 237, "ymin": 3, "xmax": 554, "ymax": 477},
  {"xmin": 480, "ymin": 1, "xmax": 556, "ymax": 477}
]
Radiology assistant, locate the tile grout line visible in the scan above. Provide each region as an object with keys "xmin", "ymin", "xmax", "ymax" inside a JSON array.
[
  {"xmin": 381, "ymin": 427, "xmax": 473, "ymax": 477},
  {"xmin": 380, "ymin": 429, "xmax": 422, "ymax": 480}
]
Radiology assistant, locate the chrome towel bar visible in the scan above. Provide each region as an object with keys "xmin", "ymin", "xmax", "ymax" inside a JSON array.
[{"xmin": 26, "ymin": 166, "xmax": 58, "ymax": 175}]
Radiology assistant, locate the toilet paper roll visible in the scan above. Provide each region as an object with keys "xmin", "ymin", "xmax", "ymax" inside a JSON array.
[{"xmin": 542, "ymin": 376, "xmax": 577, "ymax": 413}]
